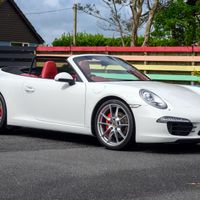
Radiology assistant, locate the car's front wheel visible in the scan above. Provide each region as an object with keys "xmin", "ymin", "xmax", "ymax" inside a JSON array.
[
  {"xmin": 0, "ymin": 95, "xmax": 7, "ymax": 131},
  {"xmin": 94, "ymin": 99, "xmax": 135, "ymax": 150}
]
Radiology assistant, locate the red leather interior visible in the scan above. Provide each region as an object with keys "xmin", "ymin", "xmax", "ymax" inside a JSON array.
[
  {"xmin": 41, "ymin": 61, "xmax": 58, "ymax": 79},
  {"xmin": 21, "ymin": 73, "xmax": 38, "ymax": 78},
  {"xmin": 91, "ymin": 76, "xmax": 109, "ymax": 82}
]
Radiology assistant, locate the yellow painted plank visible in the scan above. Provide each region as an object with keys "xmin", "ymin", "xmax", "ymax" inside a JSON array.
[{"xmin": 134, "ymin": 65, "xmax": 200, "ymax": 72}]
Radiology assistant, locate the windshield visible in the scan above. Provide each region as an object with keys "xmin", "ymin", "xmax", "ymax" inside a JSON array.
[{"xmin": 73, "ymin": 55, "xmax": 150, "ymax": 82}]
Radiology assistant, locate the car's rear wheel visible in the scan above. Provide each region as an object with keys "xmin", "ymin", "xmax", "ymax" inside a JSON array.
[
  {"xmin": 94, "ymin": 99, "xmax": 135, "ymax": 150},
  {"xmin": 0, "ymin": 95, "xmax": 7, "ymax": 130}
]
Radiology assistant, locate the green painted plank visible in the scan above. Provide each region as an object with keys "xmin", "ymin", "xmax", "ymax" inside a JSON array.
[
  {"xmin": 92, "ymin": 73, "xmax": 139, "ymax": 80},
  {"xmin": 91, "ymin": 64, "xmax": 125, "ymax": 70},
  {"xmin": 93, "ymin": 72, "xmax": 200, "ymax": 82},
  {"xmin": 148, "ymin": 74, "xmax": 200, "ymax": 81}
]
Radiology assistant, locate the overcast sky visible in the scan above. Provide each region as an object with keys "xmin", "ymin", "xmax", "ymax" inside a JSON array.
[{"xmin": 15, "ymin": 0, "xmax": 108, "ymax": 45}]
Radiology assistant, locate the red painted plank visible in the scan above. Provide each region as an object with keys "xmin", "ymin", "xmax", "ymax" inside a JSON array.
[
  {"xmin": 106, "ymin": 46, "xmax": 144, "ymax": 52},
  {"xmin": 106, "ymin": 46, "xmax": 193, "ymax": 52},
  {"xmin": 70, "ymin": 46, "xmax": 107, "ymax": 52},
  {"xmin": 194, "ymin": 46, "xmax": 200, "ymax": 52},
  {"xmin": 36, "ymin": 46, "xmax": 200, "ymax": 53},
  {"xmin": 37, "ymin": 46, "xmax": 71, "ymax": 52},
  {"xmin": 146, "ymin": 46, "xmax": 193, "ymax": 52}
]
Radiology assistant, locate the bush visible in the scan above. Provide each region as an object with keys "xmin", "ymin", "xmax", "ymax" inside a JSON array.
[
  {"xmin": 52, "ymin": 33, "xmax": 132, "ymax": 46},
  {"xmin": 52, "ymin": 32, "xmax": 183, "ymax": 47},
  {"xmin": 148, "ymin": 38, "xmax": 178, "ymax": 46}
]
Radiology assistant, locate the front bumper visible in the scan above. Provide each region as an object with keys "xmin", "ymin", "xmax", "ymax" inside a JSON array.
[{"xmin": 131, "ymin": 105, "xmax": 200, "ymax": 143}]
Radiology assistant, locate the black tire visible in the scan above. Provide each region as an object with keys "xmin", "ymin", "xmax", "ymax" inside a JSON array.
[
  {"xmin": 94, "ymin": 99, "xmax": 135, "ymax": 150},
  {"xmin": 0, "ymin": 95, "xmax": 7, "ymax": 130}
]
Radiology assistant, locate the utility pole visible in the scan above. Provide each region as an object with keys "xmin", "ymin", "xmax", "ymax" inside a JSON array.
[{"xmin": 73, "ymin": 3, "xmax": 77, "ymax": 46}]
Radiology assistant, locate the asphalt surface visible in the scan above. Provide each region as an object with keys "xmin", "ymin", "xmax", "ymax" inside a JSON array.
[{"xmin": 0, "ymin": 128, "xmax": 200, "ymax": 200}]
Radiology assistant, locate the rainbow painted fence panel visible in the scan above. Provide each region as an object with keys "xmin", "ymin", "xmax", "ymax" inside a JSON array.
[{"xmin": 36, "ymin": 46, "xmax": 200, "ymax": 85}]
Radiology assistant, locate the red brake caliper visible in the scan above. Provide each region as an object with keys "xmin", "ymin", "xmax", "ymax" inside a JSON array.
[{"xmin": 105, "ymin": 113, "xmax": 111, "ymax": 136}]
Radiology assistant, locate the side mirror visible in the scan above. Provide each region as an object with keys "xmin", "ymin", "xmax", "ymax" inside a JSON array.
[{"xmin": 54, "ymin": 72, "xmax": 75, "ymax": 85}]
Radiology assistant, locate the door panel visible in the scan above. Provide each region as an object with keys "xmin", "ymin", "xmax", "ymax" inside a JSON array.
[{"xmin": 23, "ymin": 78, "xmax": 86, "ymax": 127}]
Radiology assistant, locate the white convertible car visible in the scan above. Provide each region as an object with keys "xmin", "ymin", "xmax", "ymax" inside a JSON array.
[{"xmin": 0, "ymin": 54, "xmax": 200, "ymax": 150}]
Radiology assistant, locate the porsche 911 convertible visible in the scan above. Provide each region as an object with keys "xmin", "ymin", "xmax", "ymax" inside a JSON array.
[{"xmin": 0, "ymin": 54, "xmax": 200, "ymax": 150}]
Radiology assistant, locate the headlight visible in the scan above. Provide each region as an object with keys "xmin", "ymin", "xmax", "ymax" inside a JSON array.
[{"xmin": 139, "ymin": 89, "xmax": 168, "ymax": 109}]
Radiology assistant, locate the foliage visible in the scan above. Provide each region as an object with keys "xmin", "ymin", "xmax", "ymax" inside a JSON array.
[
  {"xmin": 152, "ymin": 0, "xmax": 200, "ymax": 46},
  {"xmin": 53, "ymin": 33, "xmax": 104, "ymax": 46},
  {"xmin": 52, "ymin": 32, "xmax": 179, "ymax": 47},
  {"xmin": 52, "ymin": 33, "xmax": 130, "ymax": 46}
]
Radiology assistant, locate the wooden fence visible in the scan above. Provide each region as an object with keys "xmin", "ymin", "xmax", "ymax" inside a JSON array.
[
  {"xmin": 37, "ymin": 46, "xmax": 200, "ymax": 85},
  {"xmin": 0, "ymin": 46, "xmax": 199, "ymax": 84},
  {"xmin": 0, "ymin": 46, "xmax": 35, "ymax": 67}
]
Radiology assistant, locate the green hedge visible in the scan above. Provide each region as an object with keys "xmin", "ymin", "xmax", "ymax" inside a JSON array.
[{"xmin": 52, "ymin": 32, "xmax": 180, "ymax": 47}]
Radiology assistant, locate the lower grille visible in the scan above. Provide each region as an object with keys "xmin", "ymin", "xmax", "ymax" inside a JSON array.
[{"xmin": 167, "ymin": 122, "xmax": 193, "ymax": 136}]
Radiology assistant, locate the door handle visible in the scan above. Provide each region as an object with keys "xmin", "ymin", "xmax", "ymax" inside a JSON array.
[{"xmin": 25, "ymin": 86, "xmax": 35, "ymax": 93}]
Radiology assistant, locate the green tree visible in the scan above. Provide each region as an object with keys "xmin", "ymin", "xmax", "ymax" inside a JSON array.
[{"xmin": 152, "ymin": 0, "xmax": 200, "ymax": 46}]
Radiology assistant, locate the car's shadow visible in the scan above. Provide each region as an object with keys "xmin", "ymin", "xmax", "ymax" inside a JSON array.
[
  {"xmin": 3, "ymin": 128, "xmax": 200, "ymax": 154},
  {"xmin": 133, "ymin": 143, "xmax": 200, "ymax": 154},
  {"xmin": 4, "ymin": 127, "xmax": 101, "ymax": 147}
]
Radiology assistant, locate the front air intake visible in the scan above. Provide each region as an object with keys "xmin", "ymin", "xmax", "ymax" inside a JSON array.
[{"xmin": 167, "ymin": 122, "xmax": 193, "ymax": 136}]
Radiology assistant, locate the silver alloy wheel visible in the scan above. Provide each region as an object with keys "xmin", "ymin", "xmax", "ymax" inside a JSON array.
[
  {"xmin": 97, "ymin": 103, "xmax": 130, "ymax": 147},
  {"xmin": 0, "ymin": 101, "xmax": 3, "ymax": 123}
]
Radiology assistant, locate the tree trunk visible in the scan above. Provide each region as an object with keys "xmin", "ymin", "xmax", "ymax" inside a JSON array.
[
  {"xmin": 142, "ymin": 0, "xmax": 159, "ymax": 46},
  {"xmin": 112, "ymin": 0, "xmax": 125, "ymax": 46},
  {"xmin": 130, "ymin": 0, "xmax": 144, "ymax": 46}
]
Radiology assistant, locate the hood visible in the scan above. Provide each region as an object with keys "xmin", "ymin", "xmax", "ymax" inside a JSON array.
[{"xmin": 102, "ymin": 81, "xmax": 200, "ymax": 108}]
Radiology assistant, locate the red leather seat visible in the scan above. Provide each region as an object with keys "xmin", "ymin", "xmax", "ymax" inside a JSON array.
[
  {"xmin": 41, "ymin": 61, "xmax": 58, "ymax": 79},
  {"xmin": 21, "ymin": 73, "xmax": 38, "ymax": 78}
]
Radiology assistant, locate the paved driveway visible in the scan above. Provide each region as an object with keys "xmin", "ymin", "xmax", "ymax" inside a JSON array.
[{"xmin": 0, "ymin": 128, "xmax": 200, "ymax": 200}]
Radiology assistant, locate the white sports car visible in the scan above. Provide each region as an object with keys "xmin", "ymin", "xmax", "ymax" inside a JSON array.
[{"xmin": 0, "ymin": 54, "xmax": 200, "ymax": 150}]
